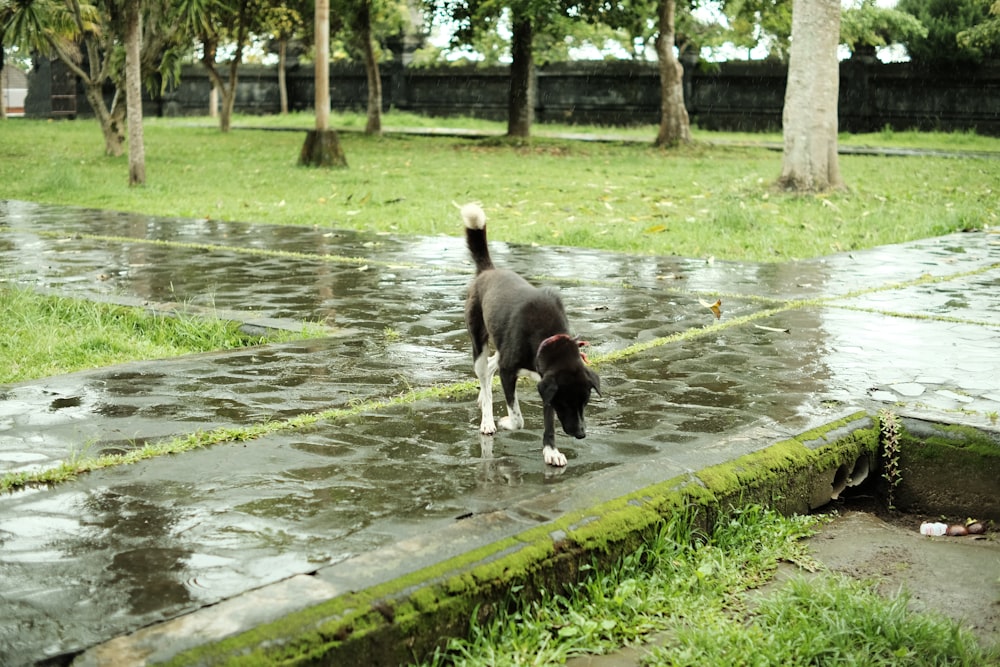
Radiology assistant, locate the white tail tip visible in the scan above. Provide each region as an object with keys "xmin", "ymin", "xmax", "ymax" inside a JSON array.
[{"xmin": 461, "ymin": 203, "xmax": 486, "ymax": 230}]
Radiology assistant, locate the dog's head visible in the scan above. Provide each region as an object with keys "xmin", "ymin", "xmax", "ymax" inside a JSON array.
[{"xmin": 538, "ymin": 366, "xmax": 601, "ymax": 439}]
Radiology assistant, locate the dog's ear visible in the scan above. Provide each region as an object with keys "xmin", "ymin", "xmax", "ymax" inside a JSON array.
[
  {"xmin": 538, "ymin": 375, "xmax": 558, "ymax": 405},
  {"xmin": 587, "ymin": 369, "xmax": 601, "ymax": 397}
]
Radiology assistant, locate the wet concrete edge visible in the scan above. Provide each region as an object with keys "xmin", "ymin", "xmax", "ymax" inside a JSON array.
[{"xmin": 74, "ymin": 411, "xmax": 883, "ymax": 666}]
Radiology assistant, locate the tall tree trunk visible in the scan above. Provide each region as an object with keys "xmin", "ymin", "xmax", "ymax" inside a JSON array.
[
  {"xmin": 507, "ymin": 15, "xmax": 534, "ymax": 139},
  {"xmin": 357, "ymin": 1, "xmax": 382, "ymax": 135},
  {"xmin": 1, "ymin": 49, "xmax": 7, "ymax": 121},
  {"xmin": 200, "ymin": 1, "xmax": 249, "ymax": 134},
  {"xmin": 201, "ymin": 40, "xmax": 227, "ymax": 124},
  {"xmin": 278, "ymin": 39, "xmax": 288, "ymax": 114},
  {"xmin": 201, "ymin": 55, "xmax": 237, "ymax": 133},
  {"xmin": 299, "ymin": 0, "xmax": 346, "ymax": 167},
  {"xmin": 315, "ymin": 0, "xmax": 330, "ymax": 132},
  {"xmin": 220, "ymin": 60, "xmax": 238, "ymax": 133},
  {"xmin": 778, "ymin": 0, "xmax": 844, "ymax": 192},
  {"xmin": 654, "ymin": 0, "xmax": 691, "ymax": 147},
  {"xmin": 125, "ymin": 0, "xmax": 145, "ymax": 186}
]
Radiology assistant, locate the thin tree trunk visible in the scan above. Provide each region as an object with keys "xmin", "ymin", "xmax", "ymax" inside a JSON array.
[
  {"xmin": 507, "ymin": 15, "xmax": 534, "ymax": 139},
  {"xmin": 1, "ymin": 50, "xmax": 7, "ymax": 120},
  {"xmin": 315, "ymin": 0, "xmax": 330, "ymax": 132},
  {"xmin": 654, "ymin": 0, "xmax": 691, "ymax": 147},
  {"xmin": 220, "ymin": 61, "xmax": 238, "ymax": 133},
  {"xmin": 83, "ymin": 82, "xmax": 125, "ymax": 156},
  {"xmin": 358, "ymin": 1, "xmax": 382, "ymax": 135},
  {"xmin": 125, "ymin": 0, "xmax": 145, "ymax": 186},
  {"xmin": 201, "ymin": 54, "xmax": 237, "ymax": 132},
  {"xmin": 201, "ymin": 1, "xmax": 249, "ymax": 134},
  {"xmin": 47, "ymin": 26, "xmax": 123, "ymax": 155},
  {"xmin": 299, "ymin": 0, "xmax": 346, "ymax": 167},
  {"xmin": 778, "ymin": 0, "xmax": 843, "ymax": 192},
  {"xmin": 278, "ymin": 40, "xmax": 288, "ymax": 114},
  {"xmin": 202, "ymin": 40, "xmax": 224, "ymax": 121}
]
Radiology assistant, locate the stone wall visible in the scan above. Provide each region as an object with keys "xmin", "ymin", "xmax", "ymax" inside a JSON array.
[{"xmin": 30, "ymin": 58, "xmax": 1000, "ymax": 136}]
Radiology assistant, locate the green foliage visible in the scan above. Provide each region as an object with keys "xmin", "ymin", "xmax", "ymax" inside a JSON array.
[
  {"xmin": 330, "ymin": 0, "xmax": 409, "ymax": 63},
  {"xmin": 718, "ymin": 0, "xmax": 793, "ymax": 61},
  {"xmin": 958, "ymin": 0, "xmax": 1000, "ymax": 54},
  {"xmin": 841, "ymin": 0, "xmax": 928, "ymax": 55},
  {"xmin": 897, "ymin": 0, "xmax": 998, "ymax": 65},
  {"xmin": 260, "ymin": 1, "xmax": 304, "ymax": 42},
  {"xmin": 431, "ymin": 0, "xmax": 643, "ymax": 64}
]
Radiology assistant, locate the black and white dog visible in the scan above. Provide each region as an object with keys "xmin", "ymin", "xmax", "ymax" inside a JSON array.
[{"xmin": 461, "ymin": 203, "xmax": 601, "ymax": 467}]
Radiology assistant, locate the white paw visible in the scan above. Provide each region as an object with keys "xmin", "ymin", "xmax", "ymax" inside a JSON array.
[
  {"xmin": 498, "ymin": 415, "xmax": 523, "ymax": 431},
  {"xmin": 543, "ymin": 446, "xmax": 567, "ymax": 467},
  {"xmin": 480, "ymin": 418, "xmax": 497, "ymax": 435}
]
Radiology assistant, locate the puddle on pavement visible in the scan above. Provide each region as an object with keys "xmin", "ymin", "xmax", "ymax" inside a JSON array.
[
  {"xmin": 0, "ymin": 320, "xmax": 843, "ymax": 663},
  {"xmin": 2, "ymin": 201, "xmax": 999, "ymax": 664}
]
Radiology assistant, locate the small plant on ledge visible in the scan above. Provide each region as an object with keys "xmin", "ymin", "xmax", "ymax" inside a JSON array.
[{"xmin": 878, "ymin": 409, "xmax": 902, "ymax": 510}]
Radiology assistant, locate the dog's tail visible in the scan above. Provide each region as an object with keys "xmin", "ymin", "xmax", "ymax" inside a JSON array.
[{"xmin": 461, "ymin": 203, "xmax": 493, "ymax": 274}]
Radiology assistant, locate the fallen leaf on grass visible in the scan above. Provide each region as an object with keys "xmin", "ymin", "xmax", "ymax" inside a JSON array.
[
  {"xmin": 753, "ymin": 324, "xmax": 791, "ymax": 334},
  {"xmin": 644, "ymin": 224, "xmax": 668, "ymax": 234},
  {"xmin": 698, "ymin": 298, "xmax": 722, "ymax": 319}
]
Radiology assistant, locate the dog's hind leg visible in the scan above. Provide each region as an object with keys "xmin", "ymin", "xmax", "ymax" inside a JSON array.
[
  {"xmin": 497, "ymin": 369, "xmax": 525, "ymax": 431},
  {"xmin": 474, "ymin": 351, "xmax": 497, "ymax": 435}
]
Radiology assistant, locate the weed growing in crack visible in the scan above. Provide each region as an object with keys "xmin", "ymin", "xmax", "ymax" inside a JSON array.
[{"xmin": 879, "ymin": 408, "xmax": 902, "ymax": 510}]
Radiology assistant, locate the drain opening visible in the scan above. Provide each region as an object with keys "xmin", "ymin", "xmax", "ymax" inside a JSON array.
[{"xmin": 830, "ymin": 455, "xmax": 870, "ymax": 500}]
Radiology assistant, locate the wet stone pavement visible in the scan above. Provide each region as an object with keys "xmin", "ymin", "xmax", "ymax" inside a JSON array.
[{"xmin": 1, "ymin": 200, "xmax": 999, "ymax": 665}]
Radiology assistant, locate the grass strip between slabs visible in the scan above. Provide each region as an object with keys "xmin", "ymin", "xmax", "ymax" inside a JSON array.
[
  {"xmin": 0, "ymin": 306, "xmax": 784, "ymax": 494},
  {"xmin": 5, "ymin": 258, "xmax": 999, "ymax": 494}
]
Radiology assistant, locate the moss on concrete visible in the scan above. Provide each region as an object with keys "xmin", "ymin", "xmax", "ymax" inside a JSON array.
[
  {"xmin": 891, "ymin": 418, "xmax": 1000, "ymax": 520},
  {"xmin": 898, "ymin": 420, "xmax": 1000, "ymax": 460},
  {"xmin": 161, "ymin": 414, "xmax": 882, "ymax": 666}
]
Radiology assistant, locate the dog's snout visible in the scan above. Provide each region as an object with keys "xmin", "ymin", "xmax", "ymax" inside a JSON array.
[{"xmin": 560, "ymin": 423, "xmax": 586, "ymax": 439}]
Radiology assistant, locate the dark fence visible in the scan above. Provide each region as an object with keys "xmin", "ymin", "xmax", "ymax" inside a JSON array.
[{"xmin": 27, "ymin": 58, "xmax": 1000, "ymax": 136}]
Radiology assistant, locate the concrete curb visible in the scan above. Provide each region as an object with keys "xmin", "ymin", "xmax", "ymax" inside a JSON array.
[{"xmin": 77, "ymin": 412, "xmax": 878, "ymax": 666}]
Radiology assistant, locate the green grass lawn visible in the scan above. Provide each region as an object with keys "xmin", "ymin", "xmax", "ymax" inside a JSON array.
[
  {"xmin": 420, "ymin": 505, "xmax": 999, "ymax": 667},
  {"xmin": 2, "ymin": 113, "xmax": 997, "ymax": 262},
  {"xmin": 0, "ymin": 286, "xmax": 305, "ymax": 385}
]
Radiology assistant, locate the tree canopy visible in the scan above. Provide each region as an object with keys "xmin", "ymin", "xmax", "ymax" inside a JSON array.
[
  {"xmin": 958, "ymin": 0, "xmax": 1000, "ymax": 57},
  {"xmin": 896, "ymin": 0, "xmax": 999, "ymax": 65},
  {"xmin": 840, "ymin": 0, "xmax": 926, "ymax": 58}
]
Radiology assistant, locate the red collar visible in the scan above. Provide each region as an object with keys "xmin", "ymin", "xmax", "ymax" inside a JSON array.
[{"xmin": 537, "ymin": 334, "xmax": 589, "ymax": 363}]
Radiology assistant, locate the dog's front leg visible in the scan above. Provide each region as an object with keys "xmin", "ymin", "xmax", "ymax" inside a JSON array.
[
  {"xmin": 542, "ymin": 404, "xmax": 567, "ymax": 467},
  {"xmin": 474, "ymin": 352, "xmax": 497, "ymax": 435},
  {"xmin": 497, "ymin": 370, "xmax": 525, "ymax": 431}
]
